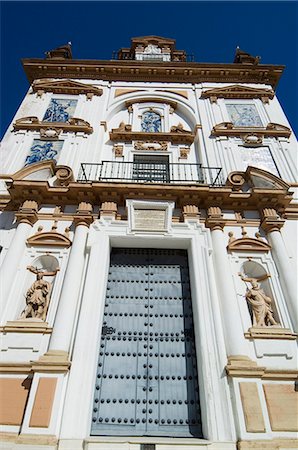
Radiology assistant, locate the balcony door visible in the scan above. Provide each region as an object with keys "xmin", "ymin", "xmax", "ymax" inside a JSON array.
[
  {"xmin": 132, "ymin": 155, "xmax": 170, "ymax": 183},
  {"xmin": 91, "ymin": 248, "xmax": 202, "ymax": 437}
]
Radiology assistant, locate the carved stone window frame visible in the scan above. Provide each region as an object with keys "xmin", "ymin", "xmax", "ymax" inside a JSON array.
[{"xmin": 126, "ymin": 199, "xmax": 174, "ymax": 234}]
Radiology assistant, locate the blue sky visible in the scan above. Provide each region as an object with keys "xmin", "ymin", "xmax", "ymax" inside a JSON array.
[{"xmin": 1, "ymin": 1, "xmax": 297, "ymax": 137}]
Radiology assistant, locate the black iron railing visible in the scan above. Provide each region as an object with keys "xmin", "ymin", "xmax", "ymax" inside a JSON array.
[{"xmin": 78, "ymin": 162, "xmax": 224, "ymax": 186}]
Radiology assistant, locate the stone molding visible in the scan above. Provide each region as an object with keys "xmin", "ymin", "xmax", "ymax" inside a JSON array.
[
  {"xmin": 134, "ymin": 141, "xmax": 168, "ymax": 151},
  {"xmin": 31, "ymin": 350, "xmax": 71, "ymax": 373},
  {"xmin": 226, "ymin": 356, "xmax": 298, "ymax": 380},
  {"xmin": 0, "ymin": 433, "xmax": 58, "ymax": 446},
  {"xmin": 227, "ymin": 228, "xmax": 271, "ymax": 252},
  {"xmin": 211, "ymin": 122, "xmax": 291, "ymax": 139},
  {"xmin": 27, "ymin": 231, "xmax": 72, "ymax": 247},
  {"xmin": 32, "ymin": 79, "xmax": 103, "ymax": 98},
  {"xmin": 0, "ymin": 320, "xmax": 53, "ymax": 334},
  {"xmin": 205, "ymin": 206, "xmax": 226, "ymax": 231},
  {"xmin": 15, "ymin": 200, "xmax": 39, "ymax": 226},
  {"xmin": 13, "ymin": 116, "xmax": 93, "ymax": 135},
  {"xmin": 182, "ymin": 205, "xmax": 200, "ymax": 220},
  {"xmin": 22, "ymin": 58, "xmax": 285, "ymax": 89},
  {"xmin": 125, "ymin": 97, "xmax": 177, "ymax": 110},
  {"xmin": 100, "ymin": 201, "xmax": 117, "ymax": 219},
  {"xmin": 261, "ymin": 208, "xmax": 285, "ymax": 233},
  {"xmin": 244, "ymin": 327, "xmax": 297, "ymax": 340},
  {"xmin": 201, "ymin": 84, "xmax": 275, "ymax": 103},
  {"xmin": 237, "ymin": 439, "xmax": 298, "ymax": 450},
  {"xmin": 73, "ymin": 202, "xmax": 93, "ymax": 227},
  {"xmin": 109, "ymin": 126, "xmax": 195, "ymax": 144}
]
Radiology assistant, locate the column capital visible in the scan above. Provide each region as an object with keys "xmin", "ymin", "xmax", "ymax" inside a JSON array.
[
  {"xmin": 260, "ymin": 208, "xmax": 285, "ymax": 233},
  {"xmin": 100, "ymin": 201, "xmax": 117, "ymax": 220},
  {"xmin": 205, "ymin": 206, "xmax": 226, "ymax": 231},
  {"xmin": 15, "ymin": 200, "xmax": 39, "ymax": 226},
  {"xmin": 182, "ymin": 204, "xmax": 200, "ymax": 221},
  {"xmin": 73, "ymin": 202, "xmax": 93, "ymax": 228}
]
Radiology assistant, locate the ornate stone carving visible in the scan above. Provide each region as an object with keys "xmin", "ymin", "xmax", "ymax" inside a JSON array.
[
  {"xmin": 114, "ymin": 122, "xmax": 132, "ymax": 132},
  {"xmin": 134, "ymin": 141, "xmax": 168, "ymax": 151},
  {"xmin": 233, "ymin": 48, "xmax": 261, "ymax": 65},
  {"xmin": 55, "ymin": 165, "xmax": 74, "ymax": 186},
  {"xmin": 20, "ymin": 266, "xmax": 59, "ymax": 321},
  {"xmin": 13, "ymin": 116, "xmax": 93, "ymax": 134},
  {"xmin": 205, "ymin": 207, "xmax": 226, "ymax": 231},
  {"xmin": 261, "ymin": 208, "xmax": 285, "ymax": 233},
  {"xmin": 182, "ymin": 205, "xmax": 200, "ymax": 220},
  {"xmin": 239, "ymin": 273, "xmax": 279, "ymax": 327},
  {"xmin": 170, "ymin": 123, "xmax": 191, "ymax": 134},
  {"xmin": 227, "ymin": 228, "xmax": 271, "ymax": 252},
  {"xmin": 73, "ymin": 202, "xmax": 93, "ymax": 227},
  {"xmin": 211, "ymin": 122, "xmax": 291, "ymax": 139},
  {"xmin": 40, "ymin": 128, "xmax": 62, "ymax": 140},
  {"xmin": 113, "ymin": 144, "xmax": 124, "ymax": 157},
  {"xmin": 242, "ymin": 134, "xmax": 263, "ymax": 146},
  {"xmin": 201, "ymin": 85, "xmax": 274, "ymax": 103},
  {"xmin": 15, "ymin": 201, "xmax": 39, "ymax": 226},
  {"xmin": 179, "ymin": 147, "xmax": 190, "ymax": 159}
]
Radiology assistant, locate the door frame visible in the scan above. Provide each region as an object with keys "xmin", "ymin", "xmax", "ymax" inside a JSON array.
[{"xmin": 59, "ymin": 219, "xmax": 236, "ymax": 443}]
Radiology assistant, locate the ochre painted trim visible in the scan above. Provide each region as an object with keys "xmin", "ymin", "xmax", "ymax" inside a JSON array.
[
  {"xmin": 125, "ymin": 97, "xmax": 177, "ymax": 109},
  {"xmin": 13, "ymin": 117, "xmax": 93, "ymax": 134},
  {"xmin": 237, "ymin": 439, "xmax": 298, "ymax": 450},
  {"xmin": 201, "ymin": 85, "xmax": 275, "ymax": 103},
  {"xmin": 244, "ymin": 327, "xmax": 297, "ymax": 340},
  {"xmin": 29, "ymin": 378, "xmax": 57, "ymax": 428},
  {"xmin": 0, "ymin": 320, "xmax": 53, "ymax": 334},
  {"xmin": 0, "ymin": 432, "xmax": 58, "ymax": 445},
  {"xmin": 239, "ymin": 383, "xmax": 265, "ymax": 432},
  {"xmin": 27, "ymin": 231, "xmax": 72, "ymax": 247},
  {"xmin": 22, "ymin": 58, "xmax": 285, "ymax": 89},
  {"xmin": 0, "ymin": 377, "xmax": 31, "ymax": 425},
  {"xmin": 226, "ymin": 356, "xmax": 298, "ymax": 380},
  {"xmin": 32, "ymin": 79, "xmax": 103, "ymax": 96},
  {"xmin": 211, "ymin": 122, "xmax": 291, "ymax": 138}
]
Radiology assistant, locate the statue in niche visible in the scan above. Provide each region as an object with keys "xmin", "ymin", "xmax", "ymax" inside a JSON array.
[
  {"xmin": 20, "ymin": 266, "xmax": 59, "ymax": 321},
  {"xmin": 239, "ymin": 272, "xmax": 279, "ymax": 327}
]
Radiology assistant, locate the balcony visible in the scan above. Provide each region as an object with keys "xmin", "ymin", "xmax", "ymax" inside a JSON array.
[{"xmin": 77, "ymin": 161, "xmax": 223, "ymax": 186}]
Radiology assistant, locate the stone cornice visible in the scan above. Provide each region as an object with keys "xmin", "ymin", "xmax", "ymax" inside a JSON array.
[
  {"xmin": 13, "ymin": 116, "xmax": 93, "ymax": 135},
  {"xmin": 201, "ymin": 84, "xmax": 275, "ymax": 103},
  {"xmin": 22, "ymin": 58, "xmax": 285, "ymax": 89},
  {"xmin": 109, "ymin": 129, "xmax": 195, "ymax": 144},
  {"xmin": 3, "ymin": 179, "xmax": 294, "ymax": 213},
  {"xmin": 211, "ymin": 122, "xmax": 291, "ymax": 139},
  {"xmin": 226, "ymin": 356, "xmax": 298, "ymax": 380}
]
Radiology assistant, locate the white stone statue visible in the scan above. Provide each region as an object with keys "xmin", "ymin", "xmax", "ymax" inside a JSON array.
[
  {"xmin": 20, "ymin": 266, "xmax": 59, "ymax": 321},
  {"xmin": 239, "ymin": 272, "xmax": 279, "ymax": 327}
]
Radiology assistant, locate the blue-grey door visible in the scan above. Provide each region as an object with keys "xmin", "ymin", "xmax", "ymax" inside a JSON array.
[{"xmin": 91, "ymin": 248, "xmax": 202, "ymax": 437}]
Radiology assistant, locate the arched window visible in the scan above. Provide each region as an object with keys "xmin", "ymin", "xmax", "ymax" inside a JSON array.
[{"xmin": 141, "ymin": 110, "xmax": 161, "ymax": 132}]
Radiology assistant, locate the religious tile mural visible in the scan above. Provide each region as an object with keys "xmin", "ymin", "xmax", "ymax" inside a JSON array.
[
  {"xmin": 226, "ymin": 104, "xmax": 263, "ymax": 127},
  {"xmin": 43, "ymin": 99, "xmax": 77, "ymax": 123},
  {"xmin": 25, "ymin": 140, "xmax": 63, "ymax": 166},
  {"xmin": 239, "ymin": 146, "xmax": 279, "ymax": 176},
  {"xmin": 141, "ymin": 111, "xmax": 161, "ymax": 132}
]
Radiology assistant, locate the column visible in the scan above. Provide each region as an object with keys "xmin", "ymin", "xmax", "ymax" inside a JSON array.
[
  {"xmin": 60, "ymin": 233, "xmax": 109, "ymax": 439},
  {"xmin": 261, "ymin": 210, "xmax": 297, "ymax": 331},
  {"xmin": 0, "ymin": 201, "xmax": 38, "ymax": 315},
  {"xmin": 206, "ymin": 207, "xmax": 248, "ymax": 357},
  {"xmin": 49, "ymin": 202, "xmax": 93, "ymax": 355}
]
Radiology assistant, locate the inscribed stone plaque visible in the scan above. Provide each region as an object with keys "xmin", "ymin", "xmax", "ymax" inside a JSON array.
[{"xmin": 134, "ymin": 209, "xmax": 166, "ymax": 230}]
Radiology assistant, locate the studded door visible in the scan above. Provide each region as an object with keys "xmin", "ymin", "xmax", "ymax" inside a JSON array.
[{"xmin": 91, "ymin": 248, "xmax": 202, "ymax": 437}]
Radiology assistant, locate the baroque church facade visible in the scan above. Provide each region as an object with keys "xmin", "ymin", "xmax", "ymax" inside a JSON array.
[{"xmin": 0, "ymin": 36, "xmax": 297, "ymax": 450}]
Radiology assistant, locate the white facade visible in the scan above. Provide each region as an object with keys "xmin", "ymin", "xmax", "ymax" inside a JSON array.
[{"xmin": 0, "ymin": 38, "xmax": 297, "ymax": 450}]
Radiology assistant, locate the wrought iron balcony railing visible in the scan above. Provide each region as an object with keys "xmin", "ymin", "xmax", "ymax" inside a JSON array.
[{"xmin": 78, "ymin": 162, "xmax": 224, "ymax": 186}]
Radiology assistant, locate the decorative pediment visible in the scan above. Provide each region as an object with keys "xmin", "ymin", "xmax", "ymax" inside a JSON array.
[
  {"xmin": 201, "ymin": 85, "xmax": 275, "ymax": 103},
  {"xmin": 211, "ymin": 122, "xmax": 291, "ymax": 139},
  {"xmin": 226, "ymin": 167, "xmax": 291, "ymax": 192},
  {"xmin": 11, "ymin": 160, "xmax": 56, "ymax": 181},
  {"xmin": 110, "ymin": 122, "xmax": 195, "ymax": 144},
  {"xmin": 13, "ymin": 116, "xmax": 93, "ymax": 134},
  {"xmin": 227, "ymin": 228, "xmax": 271, "ymax": 252},
  {"xmin": 27, "ymin": 231, "xmax": 72, "ymax": 247},
  {"xmin": 32, "ymin": 79, "xmax": 103, "ymax": 99}
]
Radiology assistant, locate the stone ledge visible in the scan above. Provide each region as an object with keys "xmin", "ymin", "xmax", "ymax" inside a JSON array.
[
  {"xmin": 226, "ymin": 356, "xmax": 298, "ymax": 380},
  {"xmin": 0, "ymin": 320, "xmax": 53, "ymax": 334},
  {"xmin": 0, "ymin": 351, "xmax": 71, "ymax": 374},
  {"xmin": 244, "ymin": 327, "xmax": 297, "ymax": 340},
  {"xmin": 237, "ymin": 438, "xmax": 298, "ymax": 450},
  {"xmin": 0, "ymin": 432, "xmax": 58, "ymax": 445}
]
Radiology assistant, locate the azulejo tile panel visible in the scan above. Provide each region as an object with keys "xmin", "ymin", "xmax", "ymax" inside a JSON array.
[
  {"xmin": 141, "ymin": 111, "xmax": 161, "ymax": 132},
  {"xmin": 25, "ymin": 140, "xmax": 63, "ymax": 166},
  {"xmin": 43, "ymin": 99, "xmax": 77, "ymax": 123},
  {"xmin": 226, "ymin": 104, "xmax": 263, "ymax": 127}
]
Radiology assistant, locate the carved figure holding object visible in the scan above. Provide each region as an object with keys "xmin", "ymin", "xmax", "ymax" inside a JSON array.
[
  {"xmin": 238, "ymin": 272, "xmax": 279, "ymax": 327},
  {"xmin": 20, "ymin": 265, "xmax": 59, "ymax": 321}
]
